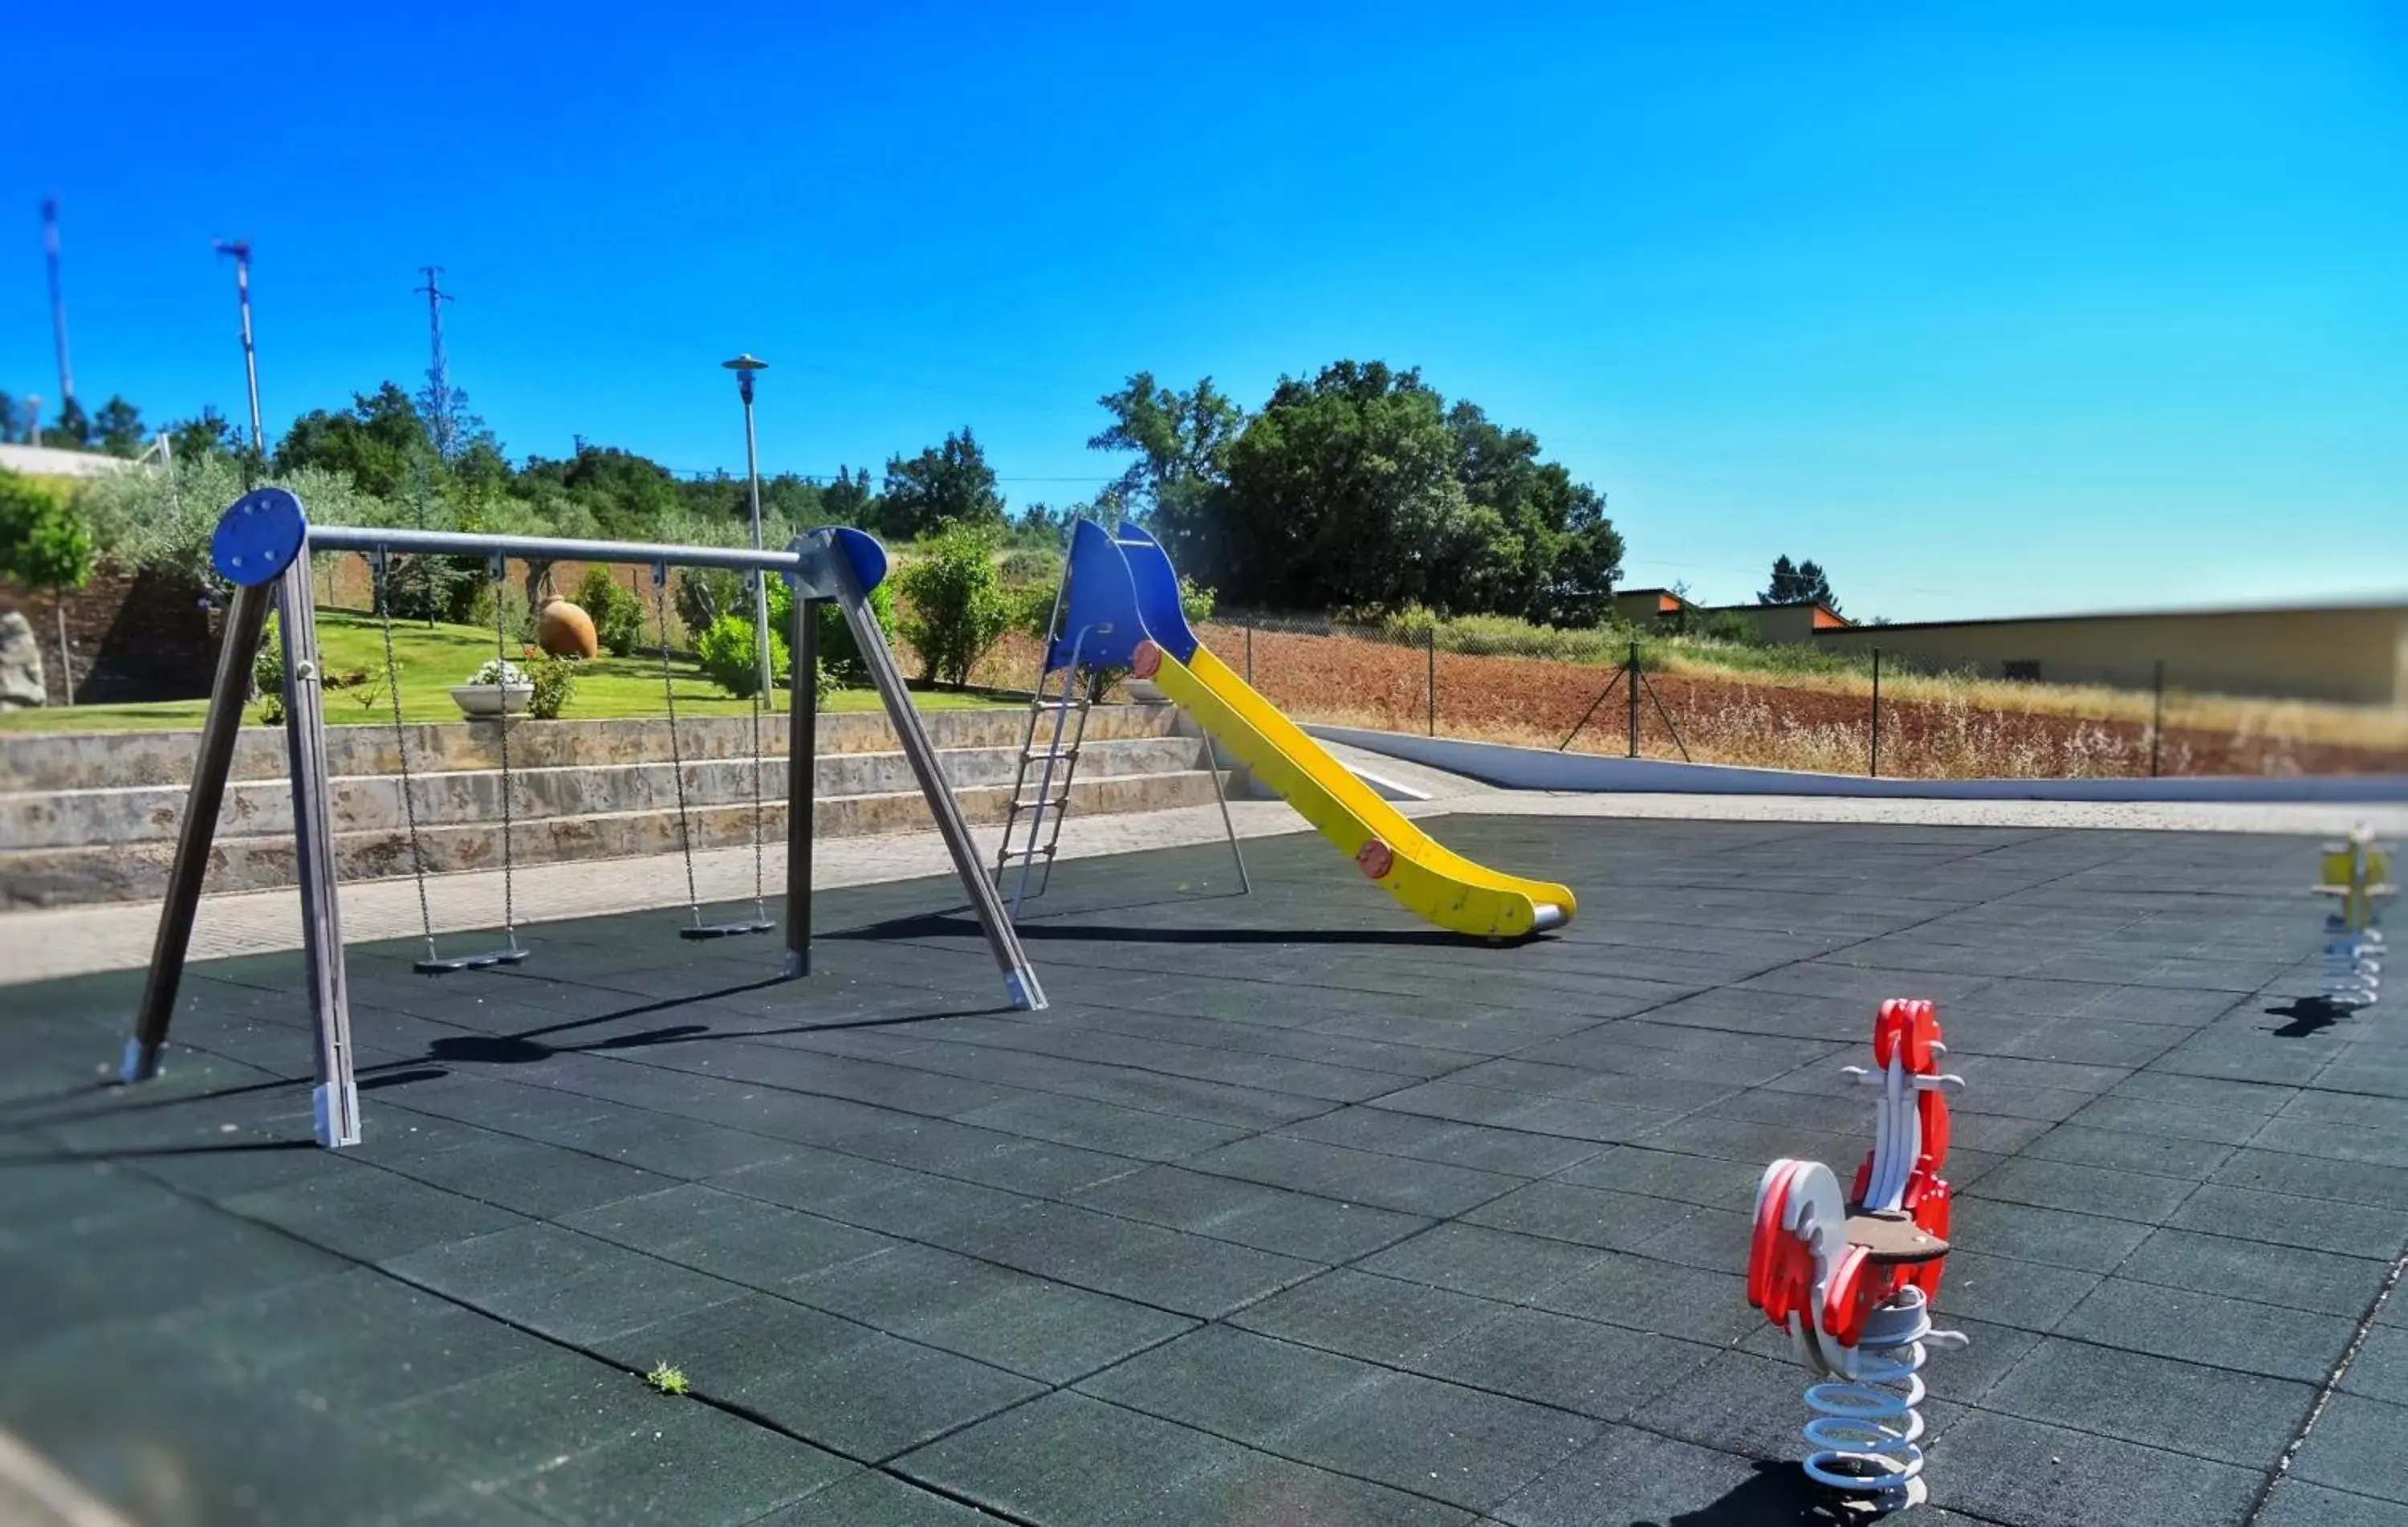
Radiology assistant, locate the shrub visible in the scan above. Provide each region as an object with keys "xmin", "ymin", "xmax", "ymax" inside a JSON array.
[
  {"xmin": 575, "ymin": 566, "xmax": 646, "ymax": 658},
  {"xmin": 997, "ymin": 548, "xmax": 1061, "ymax": 588},
  {"xmin": 895, "ymin": 519, "xmax": 1009, "ymax": 687},
  {"xmin": 674, "ymin": 567, "xmax": 747, "ymax": 642},
  {"xmin": 766, "ymin": 572, "xmax": 895, "ymax": 682},
  {"xmin": 1178, "ymin": 576, "xmax": 1215, "ymax": 624},
  {"xmin": 523, "ymin": 649, "xmax": 577, "ymax": 719},
  {"xmin": 695, "ymin": 613, "xmax": 788, "ymax": 699}
]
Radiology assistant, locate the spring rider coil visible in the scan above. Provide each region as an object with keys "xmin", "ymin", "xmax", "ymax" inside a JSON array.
[
  {"xmin": 2316, "ymin": 828, "xmax": 2393, "ymax": 1010},
  {"xmin": 1748, "ymin": 999, "xmax": 1967, "ymax": 1515}
]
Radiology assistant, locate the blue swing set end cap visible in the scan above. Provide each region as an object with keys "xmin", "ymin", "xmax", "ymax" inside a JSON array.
[
  {"xmin": 829, "ymin": 526, "xmax": 888, "ymax": 594},
  {"xmin": 212, "ymin": 489, "xmax": 308, "ymax": 587}
]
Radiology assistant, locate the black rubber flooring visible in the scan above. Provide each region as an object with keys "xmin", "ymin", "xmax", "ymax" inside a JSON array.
[{"xmin": 2, "ymin": 816, "xmax": 2402, "ymax": 1526}]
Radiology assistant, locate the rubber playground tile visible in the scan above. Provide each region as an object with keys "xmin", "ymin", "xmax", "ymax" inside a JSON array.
[
  {"xmin": 1069, "ymin": 1163, "xmax": 1433, "ymax": 1263},
  {"xmin": 1231, "ymin": 1268, "xmax": 1513, "ymax": 1368},
  {"xmin": 2341, "ymin": 1323, "xmax": 2408, "ymax": 1406},
  {"xmin": 1361, "ymin": 1079, "xmax": 1690, "ymax": 1145},
  {"xmin": 1411, "ymin": 1304, "xmax": 1720, "ymax": 1422},
  {"xmin": 371, "ymin": 1346, "xmax": 669, "ymax": 1481},
  {"xmin": 1961, "ymin": 1154, "xmax": 2200, "ymax": 1224},
  {"xmin": 897, "ymin": 1390, "xmax": 1472, "ymax": 1527},
  {"xmin": 382, "ymin": 1222, "xmax": 747, "ymax": 1346},
  {"xmin": 1490, "ymin": 1426, "xmax": 1832, "ymax": 1527},
  {"xmin": 743, "ymin": 1468, "xmax": 1010, "ymax": 1526},
  {"xmin": 2117, "ymin": 1226, "xmax": 2392, "ymax": 1318},
  {"xmin": 710, "ymin": 1147, "xmax": 1043, "ymax": 1240},
  {"xmin": 585, "ymin": 1291, "xmax": 1046, "ymax": 1462},
  {"xmin": 494, "ymin": 1402, "xmax": 852, "ymax": 1525},
  {"xmin": 1461, "ymin": 1179, "xmax": 1711, "ymax": 1256},
  {"xmin": 1640, "ymin": 1345, "xmax": 1860, "ymax": 1464},
  {"xmin": 157, "ymin": 1265, "xmax": 551, "ymax": 1413},
  {"xmin": 222, "ymin": 1160, "xmax": 529, "ymax": 1262},
  {"xmin": 928, "ymin": 1199, "xmax": 1324, "ymax": 1318},
  {"xmin": 2255, "ymin": 1481, "xmax": 2408, "ymax": 1527},
  {"xmin": 0, "ymin": 1193, "xmax": 348, "ymax": 1334},
  {"xmin": 953, "ymin": 1089, "xmax": 1251, "ymax": 1161},
  {"xmin": 2018, "ymin": 1121, "xmax": 2242, "ymax": 1181},
  {"xmin": 357, "ymin": 1117, "xmax": 685, "ymax": 1217},
  {"xmin": 558, "ymin": 1182, "xmax": 900, "ymax": 1290},
  {"xmin": 1929, "ymin": 1407, "xmax": 2268, "ymax": 1527},
  {"xmin": 1274, "ymin": 1106, "xmax": 1611, "ymax": 1179},
  {"xmin": 1949, "ymin": 1198, "xmax": 2157, "ymax": 1273},
  {"xmin": 1186, "ymin": 1132, "xmax": 1526, "ymax": 1218},
  {"xmin": 1926, "ymin": 1251, "xmax": 2106, "ymax": 1334},
  {"xmin": 783, "ymin": 1241, "xmax": 1196, "ymax": 1384},
  {"xmin": 1977, "ymin": 1335, "xmax": 2314, "ymax": 1465},
  {"xmin": 1278, "ymin": 1367, "xmax": 1602, "ymax": 1513},
  {"xmin": 2169, "ymin": 1183, "xmax": 2408, "ymax": 1260},
  {"xmin": 2254, "ymin": 1114, "xmax": 2408, "ymax": 1171},
  {"xmin": 2060, "ymin": 1090, "xmax": 2275, "ymax": 1146},
  {"xmin": 2292, "ymin": 1394, "xmax": 2408, "ymax": 1504},
  {"xmin": 2213, "ymin": 1146, "xmax": 2408, "ymax": 1212},
  {"xmin": 1356, "ymin": 1224, "xmax": 1612, "ymax": 1306},
  {"xmin": 2052, "ymin": 1275, "xmax": 2355, "ymax": 1384},
  {"xmin": 1076, "ymin": 1324, "xmax": 1389, "ymax": 1443}
]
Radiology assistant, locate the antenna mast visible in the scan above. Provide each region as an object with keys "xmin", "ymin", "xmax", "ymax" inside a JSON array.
[
  {"xmin": 43, "ymin": 197, "xmax": 74, "ymax": 406},
  {"xmin": 413, "ymin": 266, "xmax": 455, "ymax": 459}
]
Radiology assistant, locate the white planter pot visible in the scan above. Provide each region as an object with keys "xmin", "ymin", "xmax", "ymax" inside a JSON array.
[{"xmin": 450, "ymin": 683, "xmax": 535, "ymax": 718}]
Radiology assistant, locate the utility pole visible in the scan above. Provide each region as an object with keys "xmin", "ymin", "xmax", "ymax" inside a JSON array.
[
  {"xmin": 414, "ymin": 266, "xmax": 455, "ymax": 459},
  {"xmin": 722, "ymin": 354, "xmax": 775, "ymax": 706},
  {"xmin": 42, "ymin": 197, "xmax": 73, "ymax": 409},
  {"xmin": 214, "ymin": 240, "xmax": 265, "ymax": 470}
]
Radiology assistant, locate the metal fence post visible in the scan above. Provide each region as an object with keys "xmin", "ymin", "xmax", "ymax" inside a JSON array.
[
  {"xmin": 1869, "ymin": 648, "xmax": 1881, "ymax": 778},
  {"xmin": 2150, "ymin": 659, "xmax": 2165, "ymax": 778},
  {"xmin": 1426, "ymin": 625, "xmax": 1437, "ymax": 736},
  {"xmin": 1627, "ymin": 641, "xmax": 1641, "ymax": 758}
]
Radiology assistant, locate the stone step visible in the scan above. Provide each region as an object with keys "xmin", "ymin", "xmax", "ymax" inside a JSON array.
[
  {"xmin": 0, "ymin": 768, "xmax": 1230, "ymax": 907},
  {"xmin": 0, "ymin": 735, "xmax": 1206, "ymax": 851},
  {"xmin": 0, "ymin": 702, "xmax": 1173, "ymax": 793}
]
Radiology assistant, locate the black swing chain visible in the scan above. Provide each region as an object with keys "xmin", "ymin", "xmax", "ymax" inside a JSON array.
[
  {"xmin": 491, "ymin": 556, "xmax": 519, "ymax": 947},
  {"xmin": 653, "ymin": 567, "xmax": 703, "ymax": 922},
  {"xmin": 373, "ymin": 551, "xmax": 441, "ymax": 962}
]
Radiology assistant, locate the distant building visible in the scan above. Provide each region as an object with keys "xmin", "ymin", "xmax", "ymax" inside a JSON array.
[
  {"xmin": 1613, "ymin": 584, "xmax": 2407, "ymax": 705},
  {"xmin": 1610, "ymin": 587, "xmax": 1853, "ymax": 644},
  {"xmin": 1814, "ymin": 601, "xmax": 2408, "ymax": 706}
]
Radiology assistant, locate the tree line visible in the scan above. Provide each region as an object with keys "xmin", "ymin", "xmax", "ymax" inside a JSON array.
[{"xmin": 13, "ymin": 358, "xmax": 1663, "ymax": 630}]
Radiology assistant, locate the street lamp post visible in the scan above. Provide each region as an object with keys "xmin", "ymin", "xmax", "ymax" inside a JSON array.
[{"xmin": 722, "ymin": 353, "xmax": 774, "ymax": 706}]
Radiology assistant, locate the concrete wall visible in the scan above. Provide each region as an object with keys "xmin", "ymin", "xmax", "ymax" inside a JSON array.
[{"xmin": 1813, "ymin": 603, "xmax": 2408, "ymax": 706}]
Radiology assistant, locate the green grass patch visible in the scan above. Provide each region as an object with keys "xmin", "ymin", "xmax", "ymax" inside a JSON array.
[{"xmin": 0, "ymin": 609, "xmax": 1011, "ymax": 733}]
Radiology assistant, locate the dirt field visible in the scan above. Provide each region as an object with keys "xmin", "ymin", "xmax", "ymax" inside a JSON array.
[{"xmin": 1194, "ymin": 622, "xmax": 2408, "ymax": 779}]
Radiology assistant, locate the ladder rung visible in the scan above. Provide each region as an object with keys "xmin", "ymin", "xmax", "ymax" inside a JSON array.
[
  {"xmin": 999, "ymin": 845, "xmax": 1059, "ymax": 861},
  {"xmin": 1022, "ymin": 745, "xmax": 1083, "ymax": 761},
  {"xmin": 1031, "ymin": 698, "xmax": 1088, "ymax": 711},
  {"xmin": 1011, "ymin": 796, "xmax": 1070, "ymax": 812}
]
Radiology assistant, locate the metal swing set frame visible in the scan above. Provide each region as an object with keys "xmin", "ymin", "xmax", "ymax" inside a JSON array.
[{"xmin": 120, "ymin": 487, "xmax": 1047, "ymax": 1149}]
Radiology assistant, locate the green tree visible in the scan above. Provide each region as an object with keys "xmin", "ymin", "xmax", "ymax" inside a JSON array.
[
  {"xmin": 1761, "ymin": 556, "xmax": 1838, "ymax": 612},
  {"xmin": 0, "ymin": 471, "xmax": 97, "ymax": 702},
  {"xmin": 881, "ymin": 430, "xmax": 1004, "ymax": 540},
  {"xmin": 275, "ymin": 382, "xmax": 433, "ymax": 497},
  {"xmin": 94, "ymin": 396, "xmax": 149, "ymax": 457},
  {"xmin": 40, "ymin": 396, "xmax": 91, "ymax": 450},
  {"xmin": 1087, "ymin": 373, "xmax": 1243, "ymax": 560},
  {"xmin": 1443, "ymin": 401, "xmax": 1621, "ymax": 625},
  {"xmin": 167, "ymin": 406, "xmax": 237, "ymax": 462},
  {"xmin": 819, "ymin": 465, "xmax": 880, "ymax": 528},
  {"xmin": 1214, "ymin": 361, "xmax": 1472, "ymax": 612},
  {"xmin": 517, "ymin": 442, "xmax": 683, "ymax": 538},
  {"xmin": 895, "ymin": 519, "xmax": 1009, "ymax": 686}
]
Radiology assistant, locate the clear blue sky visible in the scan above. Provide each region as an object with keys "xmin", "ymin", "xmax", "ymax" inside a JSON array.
[{"xmin": 11, "ymin": 2, "xmax": 2404, "ymax": 621}]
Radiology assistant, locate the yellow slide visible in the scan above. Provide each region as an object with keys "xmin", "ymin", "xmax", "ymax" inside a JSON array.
[{"xmin": 1147, "ymin": 644, "xmax": 1576, "ymax": 939}]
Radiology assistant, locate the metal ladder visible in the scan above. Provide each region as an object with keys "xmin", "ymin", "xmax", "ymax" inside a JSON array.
[{"xmin": 996, "ymin": 605, "xmax": 1097, "ymax": 918}]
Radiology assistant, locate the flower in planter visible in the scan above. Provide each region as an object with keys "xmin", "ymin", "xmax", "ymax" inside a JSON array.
[{"xmin": 467, "ymin": 658, "xmax": 527, "ymax": 687}]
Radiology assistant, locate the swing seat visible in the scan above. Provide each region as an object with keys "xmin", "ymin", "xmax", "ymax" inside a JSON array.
[
  {"xmin": 415, "ymin": 946, "xmax": 531, "ymax": 975},
  {"xmin": 679, "ymin": 918, "xmax": 775, "ymax": 941}
]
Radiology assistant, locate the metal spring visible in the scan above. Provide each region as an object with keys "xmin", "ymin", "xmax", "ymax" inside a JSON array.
[
  {"xmin": 2322, "ymin": 919, "xmax": 2384, "ymax": 1008},
  {"xmin": 1800, "ymin": 1285, "xmax": 1941, "ymax": 1512}
]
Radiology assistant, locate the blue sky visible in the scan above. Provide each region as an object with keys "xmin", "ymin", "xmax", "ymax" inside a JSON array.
[{"xmin": 10, "ymin": 2, "xmax": 2404, "ymax": 621}]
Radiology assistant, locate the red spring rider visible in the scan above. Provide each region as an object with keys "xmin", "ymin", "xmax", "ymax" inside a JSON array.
[{"xmin": 1747, "ymin": 999, "xmax": 1967, "ymax": 1515}]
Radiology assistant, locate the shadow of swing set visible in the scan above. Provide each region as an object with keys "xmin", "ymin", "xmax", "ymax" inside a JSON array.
[{"xmin": 120, "ymin": 487, "xmax": 1048, "ymax": 1147}]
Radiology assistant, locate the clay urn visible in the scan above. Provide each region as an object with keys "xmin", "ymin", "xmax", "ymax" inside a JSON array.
[{"xmin": 537, "ymin": 598, "xmax": 600, "ymax": 659}]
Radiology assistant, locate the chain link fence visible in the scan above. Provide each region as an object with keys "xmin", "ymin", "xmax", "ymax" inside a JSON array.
[{"xmin": 1194, "ymin": 612, "xmax": 2408, "ymax": 780}]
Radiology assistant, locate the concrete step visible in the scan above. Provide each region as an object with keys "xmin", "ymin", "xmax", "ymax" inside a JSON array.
[
  {"xmin": 0, "ymin": 768, "xmax": 1230, "ymax": 907},
  {"xmin": 0, "ymin": 735, "xmax": 1207, "ymax": 851},
  {"xmin": 0, "ymin": 702, "xmax": 1175, "ymax": 792}
]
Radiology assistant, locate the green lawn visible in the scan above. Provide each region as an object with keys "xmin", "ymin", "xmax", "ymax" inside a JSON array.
[{"xmin": 0, "ymin": 611, "xmax": 1011, "ymax": 733}]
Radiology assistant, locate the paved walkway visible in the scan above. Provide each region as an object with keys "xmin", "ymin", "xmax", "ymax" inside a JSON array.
[{"xmin": 3, "ymin": 743, "xmax": 2399, "ymax": 987}]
